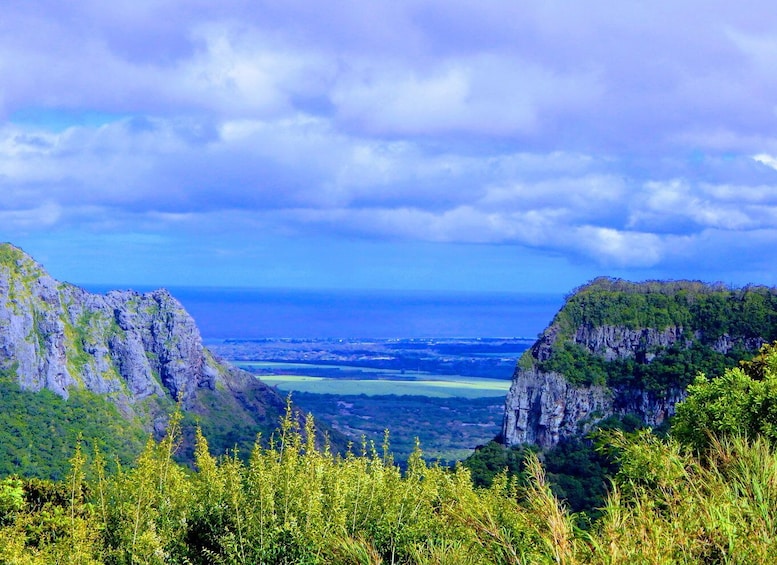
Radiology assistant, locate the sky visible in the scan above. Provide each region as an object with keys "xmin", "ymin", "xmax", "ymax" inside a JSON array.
[{"xmin": 3, "ymin": 1, "xmax": 777, "ymax": 293}]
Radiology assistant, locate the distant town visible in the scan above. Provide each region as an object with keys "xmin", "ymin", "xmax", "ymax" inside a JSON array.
[{"xmin": 208, "ymin": 337, "xmax": 534, "ymax": 379}]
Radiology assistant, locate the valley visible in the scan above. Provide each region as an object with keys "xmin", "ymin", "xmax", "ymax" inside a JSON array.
[
  {"xmin": 4, "ymin": 244, "xmax": 777, "ymax": 561},
  {"xmin": 208, "ymin": 337, "xmax": 532, "ymax": 462}
]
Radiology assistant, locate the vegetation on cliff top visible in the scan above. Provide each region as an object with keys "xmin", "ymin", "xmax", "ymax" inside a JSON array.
[
  {"xmin": 538, "ymin": 339, "xmax": 741, "ymax": 389},
  {"xmin": 556, "ymin": 276, "xmax": 777, "ymax": 337},
  {"xmin": 531, "ymin": 277, "xmax": 777, "ymax": 388},
  {"xmin": 0, "ymin": 243, "xmax": 41, "ymax": 275}
]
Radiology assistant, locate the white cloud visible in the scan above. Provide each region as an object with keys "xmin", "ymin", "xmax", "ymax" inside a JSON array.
[
  {"xmin": 573, "ymin": 227, "xmax": 665, "ymax": 267},
  {"xmin": 332, "ymin": 54, "xmax": 602, "ymax": 136},
  {"xmin": 0, "ymin": 202, "xmax": 61, "ymax": 229},
  {"xmin": 630, "ymin": 179, "xmax": 777, "ymax": 232},
  {"xmin": 754, "ymin": 153, "xmax": 777, "ymax": 170},
  {"xmin": 5, "ymin": 2, "xmax": 777, "ymax": 280},
  {"xmin": 171, "ymin": 24, "xmax": 335, "ymax": 119}
]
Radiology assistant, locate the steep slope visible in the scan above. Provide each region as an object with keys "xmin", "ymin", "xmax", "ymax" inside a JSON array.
[
  {"xmin": 502, "ymin": 278, "xmax": 777, "ymax": 449},
  {"xmin": 0, "ymin": 243, "xmax": 331, "ymax": 471}
]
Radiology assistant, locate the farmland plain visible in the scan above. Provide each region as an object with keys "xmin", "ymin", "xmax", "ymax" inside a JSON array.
[{"xmin": 208, "ymin": 337, "xmax": 531, "ymax": 461}]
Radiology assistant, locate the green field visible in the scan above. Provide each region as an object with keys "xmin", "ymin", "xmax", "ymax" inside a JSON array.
[
  {"xmin": 237, "ymin": 361, "xmax": 390, "ymax": 373},
  {"xmin": 256, "ymin": 374, "xmax": 511, "ymax": 398}
]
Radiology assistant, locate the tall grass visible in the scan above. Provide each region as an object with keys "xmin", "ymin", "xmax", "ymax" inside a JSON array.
[
  {"xmin": 2, "ymin": 409, "xmax": 777, "ymax": 563},
  {"xmin": 588, "ymin": 431, "xmax": 777, "ymax": 564}
]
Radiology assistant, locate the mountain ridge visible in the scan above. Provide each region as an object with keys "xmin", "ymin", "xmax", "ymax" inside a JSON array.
[{"xmin": 0, "ymin": 242, "xmax": 332, "ymax": 471}]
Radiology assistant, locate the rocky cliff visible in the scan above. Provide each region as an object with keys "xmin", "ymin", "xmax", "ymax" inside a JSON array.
[
  {"xmin": 0, "ymin": 243, "xmax": 307, "ymax": 452},
  {"xmin": 502, "ymin": 278, "xmax": 777, "ymax": 449}
]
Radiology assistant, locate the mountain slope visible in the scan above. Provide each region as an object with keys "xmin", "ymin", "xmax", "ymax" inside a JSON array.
[
  {"xmin": 502, "ymin": 277, "xmax": 777, "ymax": 449},
  {"xmin": 0, "ymin": 243, "xmax": 333, "ymax": 475}
]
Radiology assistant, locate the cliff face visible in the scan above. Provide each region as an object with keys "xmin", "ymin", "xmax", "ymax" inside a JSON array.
[
  {"xmin": 0, "ymin": 243, "xmax": 288, "ymax": 443},
  {"xmin": 502, "ymin": 278, "xmax": 775, "ymax": 449},
  {"xmin": 502, "ymin": 369, "xmax": 611, "ymax": 448},
  {"xmin": 502, "ymin": 368, "xmax": 686, "ymax": 450}
]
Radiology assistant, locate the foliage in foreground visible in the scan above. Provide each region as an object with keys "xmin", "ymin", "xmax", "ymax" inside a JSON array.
[
  {"xmin": 7, "ymin": 343, "xmax": 777, "ymax": 563},
  {"xmin": 2, "ymin": 402, "xmax": 777, "ymax": 564},
  {"xmin": 672, "ymin": 342, "xmax": 777, "ymax": 452},
  {"xmin": 465, "ymin": 414, "xmax": 645, "ymax": 517},
  {"xmin": 0, "ymin": 405, "xmax": 582, "ymax": 565}
]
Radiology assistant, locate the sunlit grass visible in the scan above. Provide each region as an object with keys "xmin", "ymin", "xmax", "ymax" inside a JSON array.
[
  {"xmin": 4, "ymin": 404, "xmax": 777, "ymax": 563},
  {"xmin": 258, "ymin": 374, "xmax": 511, "ymax": 398}
]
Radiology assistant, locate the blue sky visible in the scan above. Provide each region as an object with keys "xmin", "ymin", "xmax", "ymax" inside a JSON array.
[{"xmin": 3, "ymin": 1, "xmax": 777, "ymax": 292}]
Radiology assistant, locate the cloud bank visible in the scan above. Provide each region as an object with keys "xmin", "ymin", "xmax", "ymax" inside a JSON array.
[{"xmin": 2, "ymin": 1, "xmax": 777, "ymax": 284}]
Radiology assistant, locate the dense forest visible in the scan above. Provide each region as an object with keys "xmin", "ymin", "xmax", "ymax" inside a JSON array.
[
  {"xmin": 556, "ymin": 278, "xmax": 777, "ymax": 336},
  {"xmin": 0, "ymin": 375, "xmax": 147, "ymax": 480},
  {"xmin": 0, "ymin": 374, "xmax": 301, "ymax": 482},
  {"xmin": 3, "ymin": 345, "xmax": 777, "ymax": 563}
]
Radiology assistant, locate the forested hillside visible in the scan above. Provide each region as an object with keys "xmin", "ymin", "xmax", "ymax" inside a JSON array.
[
  {"xmin": 486, "ymin": 278, "xmax": 777, "ymax": 515},
  {"xmin": 537, "ymin": 277, "xmax": 777, "ymax": 389},
  {"xmin": 4, "ymin": 254, "xmax": 777, "ymax": 562}
]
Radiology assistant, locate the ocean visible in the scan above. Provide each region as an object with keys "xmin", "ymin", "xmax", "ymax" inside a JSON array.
[{"xmin": 84, "ymin": 286, "xmax": 564, "ymax": 340}]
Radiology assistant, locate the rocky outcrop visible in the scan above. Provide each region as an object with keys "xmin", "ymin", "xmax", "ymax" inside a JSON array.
[
  {"xmin": 0, "ymin": 243, "xmax": 290, "ymax": 443},
  {"xmin": 502, "ymin": 370, "xmax": 611, "ymax": 448},
  {"xmin": 569, "ymin": 324, "xmax": 765, "ymax": 361},
  {"xmin": 502, "ymin": 369, "xmax": 685, "ymax": 449},
  {"xmin": 0, "ymin": 245, "xmax": 215, "ymax": 408},
  {"xmin": 502, "ymin": 279, "xmax": 776, "ymax": 450},
  {"xmin": 572, "ymin": 324, "xmax": 691, "ymax": 361}
]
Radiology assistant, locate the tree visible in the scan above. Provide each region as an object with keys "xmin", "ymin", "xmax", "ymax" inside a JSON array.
[{"xmin": 672, "ymin": 342, "xmax": 777, "ymax": 451}]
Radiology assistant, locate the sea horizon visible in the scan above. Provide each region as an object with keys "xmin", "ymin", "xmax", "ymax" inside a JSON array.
[{"xmin": 82, "ymin": 285, "xmax": 564, "ymax": 340}]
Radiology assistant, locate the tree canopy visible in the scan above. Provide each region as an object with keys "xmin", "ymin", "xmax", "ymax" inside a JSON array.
[{"xmin": 672, "ymin": 342, "xmax": 777, "ymax": 451}]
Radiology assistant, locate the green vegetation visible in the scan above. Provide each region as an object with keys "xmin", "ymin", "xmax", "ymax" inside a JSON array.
[
  {"xmin": 216, "ymin": 337, "xmax": 528, "ymax": 381},
  {"xmin": 3, "ymin": 392, "xmax": 777, "ymax": 563},
  {"xmin": 672, "ymin": 342, "xmax": 777, "ymax": 452},
  {"xmin": 0, "ymin": 243, "xmax": 21, "ymax": 266},
  {"xmin": 0, "ymin": 406, "xmax": 581, "ymax": 564},
  {"xmin": 465, "ymin": 414, "xmax": 645, "ymax": 516},
  {"xmin": 539, "ymin": 340, "xmax": 739, "ymax": 390},
  {"xmin": 291, "ymin": 393, "xmax": 504, "ymax": 463},
  {"xmin": 534, "ymin": 278, "xmax": 777, "ymax": 389},
  {"xmin": 5, "ymin": 267, "xmax": 777, "ymax": 560},
  {"xmin": 556, "ymin": 278, "xmax": 777, "ymax": 336},
  {"xmin": 463, "ymin": 441, "xmax": 531, "ymax": 487},
  {"xmin": 0, "ymin": 243, "xmax": 44, "ymax": 281},
  {"xmin": 536, "ymin": 342, "xmax": 609, "ymax": 386},
  {"xmin": 0, "ymin": 378, "xmax": 147, "ymax": 480},
  {"xmin": 181, "ymin": 388, "xmax": 288, "ymax": 463},
  {"xmin": 258, "ymin": 373, "xmax": 511, "ymax": 398},
  {"xmin": 0, "ymin": 244, "xmax": 46, "ymax": 316},
  {"xmin": 64, "ymin": 311, "xmax": 98, "ymax": 378}
]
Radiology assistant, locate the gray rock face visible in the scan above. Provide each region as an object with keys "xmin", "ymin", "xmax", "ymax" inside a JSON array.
[
  {"xmin": 572, "ymin": 324, "xmax": 691, "ymax": 361},
  {"xmin": 0, "ymin": 244, "xmax": 258, "ymax": 424},
  {"xmin": 502, "ymin": 369, "xmax": 611, "ymax": 448},
  {"xmin": 502, "ymin": 310, "xmax": 763, "ymax": 450},
  {"xmin": 502, "ymin": 367, "xmax": 685, "ymax": 449},
  {"xmin": 0, "ymin": 243, "xmax": 347, "ymax": 458}
]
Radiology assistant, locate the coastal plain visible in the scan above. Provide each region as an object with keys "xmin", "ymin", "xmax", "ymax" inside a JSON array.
[{"xmin": 208, "ymin": 337, "xmax": 532, "ymax": 461}]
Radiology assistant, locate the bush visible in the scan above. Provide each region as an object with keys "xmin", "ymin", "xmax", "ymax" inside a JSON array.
[{"xmin": 672, "ymin": 342, "xmax": 777, "ymax": 451}]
